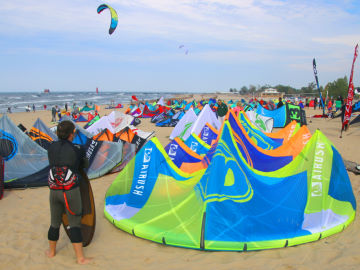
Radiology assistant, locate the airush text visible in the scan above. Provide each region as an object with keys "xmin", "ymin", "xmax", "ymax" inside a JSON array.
[
  {"xmin": 311, "ymin": 142, "xmax": 325, "ymax": 197},
  {"xmin": 132, "ymin": 148, "xmax": 152, "ymax": 196}
]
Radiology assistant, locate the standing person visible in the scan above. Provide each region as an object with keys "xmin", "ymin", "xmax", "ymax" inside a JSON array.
[
  {"xmin": 313, "ymin": 98, "xmax": 317, "ymax": 110},
  {"xmin": 277, "ymin": 97, "xmax": 284, "ymax": 108},
  {"xmin": 217, "ymin": 99, "xmax": 228, "ymax": 123},
  {"xmin": 56, "ymin": 105, "xmax": 61, "ymax": 120},
  {"xmin": 335, "ymin": 97, "xmax": 342, "ymax": 112},
  {"xmin": 33, "ymin": 104, "xmax": 36, "ymax": 112},
  {"xmin": 51, "ymin": 106, "xmax": 57, "ymax": 122},
  {"xmin": 44, "ymin": 104, "xmax": 47, "ymax": 111},
  {"xmin": 233, "ymin": 101, "xmax": 243, "ymax": 117},
  {"xmin": 46, "ymin": 120, "xmax": 92, "ymax": 264},
  {"xmin": 340, "ymin": 96, "xmax": 344, "ymax": 106},
  {"xmin": 327, "ymin": 99, "xmax": 333, "ymax": 113},
  {"xmin": 65, "ymin": 103, "xmax": 68, "ymax": 112},
  {"xmin": 7, "ymin": 107, "xmax": 12, "ymax": 113}
]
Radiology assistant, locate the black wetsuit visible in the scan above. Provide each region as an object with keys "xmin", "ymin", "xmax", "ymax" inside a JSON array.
[
  {"xmin": 47, "ymin": 140, "xmax": 88, "ymax": 243},
  {"xmin": 48, "ymin": 139, "xmax": 88, "ymax": 182}
]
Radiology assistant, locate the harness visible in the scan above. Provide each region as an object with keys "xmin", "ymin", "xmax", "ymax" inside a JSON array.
[{"xmin": 48, "ymin": 166, "xmax": 80, "ymax": 215}]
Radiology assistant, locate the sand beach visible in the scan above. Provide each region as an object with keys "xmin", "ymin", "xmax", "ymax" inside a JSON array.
[{"xmin": 1, "ymin": 94, "xmax": 360, "ymax": 270}]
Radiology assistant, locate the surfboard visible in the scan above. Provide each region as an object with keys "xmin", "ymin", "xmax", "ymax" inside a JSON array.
[{"xmin": 62, "ymin": 170, "xmax": 96, "ymax": 247}]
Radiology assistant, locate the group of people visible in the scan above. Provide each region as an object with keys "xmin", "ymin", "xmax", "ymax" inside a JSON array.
[
  {"xmin": 304, "ymin": 96, "xmax": 344, "ymax": 112},
  {"xmin": 217, "ymin": 97, "xmax": 284, "ymax": 122},
  {"xmin": 25, "ymin": 104, "xmax": 36, "ymax": 112},
  {"xmin": 51, "ymin": 103, "xmax": 77, "ymax": 122}
]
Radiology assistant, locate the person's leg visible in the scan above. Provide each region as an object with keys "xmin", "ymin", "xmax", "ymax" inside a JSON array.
[
  {"xmin": 65, "ymin": 188, "xmax": 92, "ymax": 264},
  {"xmin": 72, "ymin": 242, "xmax": 92, "ymax": 264},
  {"xmin": 46, "ymin": 190, "xmax": 63, "ymax": 257}
]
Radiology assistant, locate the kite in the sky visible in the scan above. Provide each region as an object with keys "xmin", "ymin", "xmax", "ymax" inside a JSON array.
[
  {"xmin": 178, "ymin": 44, "xmax": 189, "ymax": 55},
  {"xmin": 97, "ymin": 4, "xmax": 118, "ymax": 35}
]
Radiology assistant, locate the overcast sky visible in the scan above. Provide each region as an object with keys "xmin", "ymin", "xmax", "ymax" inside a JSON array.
[{"xmin": 1, "ymin": 0, "xmax": 360, "ymax": 92}]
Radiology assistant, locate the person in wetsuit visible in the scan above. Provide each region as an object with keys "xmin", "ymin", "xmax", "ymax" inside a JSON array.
[{"xmin": 45, "ymin": 120, "xmax": 92, "ymax": 264}]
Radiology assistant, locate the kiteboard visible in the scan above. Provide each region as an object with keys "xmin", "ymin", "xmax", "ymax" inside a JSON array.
[{"xmin": 62, "ymin": 170, "xmax": 96, "ymax": 247}]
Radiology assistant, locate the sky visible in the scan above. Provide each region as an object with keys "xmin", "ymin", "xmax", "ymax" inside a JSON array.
[{"xmin": 1, "ymin": 0, "xmax": 360, "ymax": 93}]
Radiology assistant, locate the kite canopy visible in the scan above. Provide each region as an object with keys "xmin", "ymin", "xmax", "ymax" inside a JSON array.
[
  {"xmin": 245, "ymin": 111, "xmax": 274, "ymax": 133},
  {"xmin": 97, "ymin": 4, "xmax": 118, "ymax": 35},
  {"xmin": 86, "ymin": 111, "xmax": 134, "ymax": 135},
  {"xmin": 105, "ymin": 116, "xmax": 356, "ymax": 251},
  {"xmin": 256, "ymin": 102, "xmax": 307, "ymax": 128},
  {"xmin": 0, "ymin": 115, "xmax": 49, "ymax": 188},
  {"xmin": 169, "ymin": 108, "xmax": 197, "ymax": 140},
  {"xmin": 29, "ymin": 118, "xmax": 58, "ymax": 150}
]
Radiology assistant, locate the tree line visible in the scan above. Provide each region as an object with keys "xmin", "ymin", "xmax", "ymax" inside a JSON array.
[{"xmin": 229, "ymin": 76, "xmax": 355, "ymax": 99}]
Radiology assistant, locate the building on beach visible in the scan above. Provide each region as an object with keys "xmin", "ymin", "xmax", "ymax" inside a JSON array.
[{"xmin": 260, "ymin": 88, "xmax": 284, "ymax": 99}]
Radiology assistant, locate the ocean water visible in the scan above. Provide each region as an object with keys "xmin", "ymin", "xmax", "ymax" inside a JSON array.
[{"xmin": 0, "ymin": 91, "xmax": 179, "ymax": 113}]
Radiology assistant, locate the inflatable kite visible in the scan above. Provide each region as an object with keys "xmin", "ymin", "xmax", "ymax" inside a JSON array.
[
  {"xmin": 105, "ymin": 116, "xmax": 356, "ymax": 251},
  {"xmin": 97, "ymin": 4, "xmax": 118, "ymax": 35}
]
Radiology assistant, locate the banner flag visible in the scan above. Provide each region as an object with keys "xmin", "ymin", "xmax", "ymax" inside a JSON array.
[
  {"xmin": 312, "ymin": 58, "xmax": 326, "ymax": 115},
  {"xmin": 342, "ymin": 44, "xmax": 359, "ymax": 131}
]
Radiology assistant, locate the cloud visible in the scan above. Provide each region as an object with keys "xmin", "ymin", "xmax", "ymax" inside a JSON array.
[
  {"xmin": 1, "ymin": 0, "xmax": 360, "ymax": 90},
  {"xmin": 313, "ymin": 35, "xmax": 360, "ymax": 47}
]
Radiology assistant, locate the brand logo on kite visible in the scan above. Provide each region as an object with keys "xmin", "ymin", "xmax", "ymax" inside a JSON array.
[
  {"xmin": 132, "ymin": 147, "xmax": 153, "ymax": 196},
  {"xmin": 289, "ymin": 108, "xmax": 300, "ymax": 120},
  {"xmin": 311, "ymin": 142, "xmax": 325, "ymax": 197},
  {"xmin": 202, "ymin": 126, "xmax": 210, "ymax": 141},
  {"xmin": 255, "ymin": 114, "xmax": 266, "ymax": 131},
  {"xmin": 0, "ymin": 129, "xmax": 18, "ymax": 161},
  {"xmin": 311, "ymin": 182, "xmax": 322, "ymax": 196},
  {"xmin": 190, "ymin": 142, "xmax": 198, "ymax": 152},
  {"xmin": 86, "ymin": 140, "xmax": 98, "ymax": 160},
  {"xmin": 168, "ymin": 144, "xmax": 178, "ymax": 160},
  {"xmin": 143, "ymin": 148, "xmax": 153, "ymax": 163},
  {"xmin": 110, "ymin": 118, "xmax": 124, "ymax": 129},
  {"xmin": 180, "ymin": 122, "xmax": 193, "ymax": 139},
  {"xmin": 199, "ymin": 138, "xmax": 254, "ymax": 203}
]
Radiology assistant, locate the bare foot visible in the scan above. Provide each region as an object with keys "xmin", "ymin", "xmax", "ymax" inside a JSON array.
[
  {"xmin": 77, "ymin": 257, "xmax": 93, "ymax": 265},
  {"xmin": 45, "ymin": 249, "xmax": 56, "ymax": 258}
]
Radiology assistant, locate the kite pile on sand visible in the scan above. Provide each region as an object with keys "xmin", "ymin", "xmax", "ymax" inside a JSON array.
[{"xmin": 0, "ymin": 94, "xmax": 359, "ymax": 269}]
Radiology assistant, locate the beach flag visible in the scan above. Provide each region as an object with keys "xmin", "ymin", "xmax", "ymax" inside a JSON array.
[
  {"xmin": 312, "ymin": 58, "xmax": 326, "ymax": 115},
  {"xmin": 342, "ymin": 44, "xmax": 359, "ymax": 132},
  {"xmin": 131, "ymin": 95, "xmax": 138, "ymax": 102}
]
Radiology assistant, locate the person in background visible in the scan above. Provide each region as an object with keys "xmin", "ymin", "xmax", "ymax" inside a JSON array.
[
  {"xmin": 233, "ymin": 101, "xmax": 243, "ymax": 116},
  {"xmin": 51, "ymin": 106, "xmax": 57, "ymax": 122},
  {"xmin": 327, "ymin": 99, "xmax": 333, "ymax": 113},
  {"xmin": 33, "ymin": 104, "xmax": 36, "ymax": 112},
  {"xmin": 56, "ymin": 105, "xmax": 61, "ymax": 120},
  {"xmin": 313, "ymin": 98, "xmax": 317, "ymax": 110},
  {"xmin": 7, "ymin": 107, "xmax": 12, "ymax": 113},
  {"xmin": 277, "ymin": 97, "xmax": 284, "ymax": 108},
  {"xmin": 44, "ymin": 104, "xmax": 47, "ymax": 111},
  {"xmin": 65, "ymin": 103, "xmax": 68, "ymax": 112},
  {"xmin": 335, "ymin": 97, "xmax": 342, "ymax": 112},
  {"xmin": 217, "ymin": 99, "xmax": 228, "ymax": 123}
]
